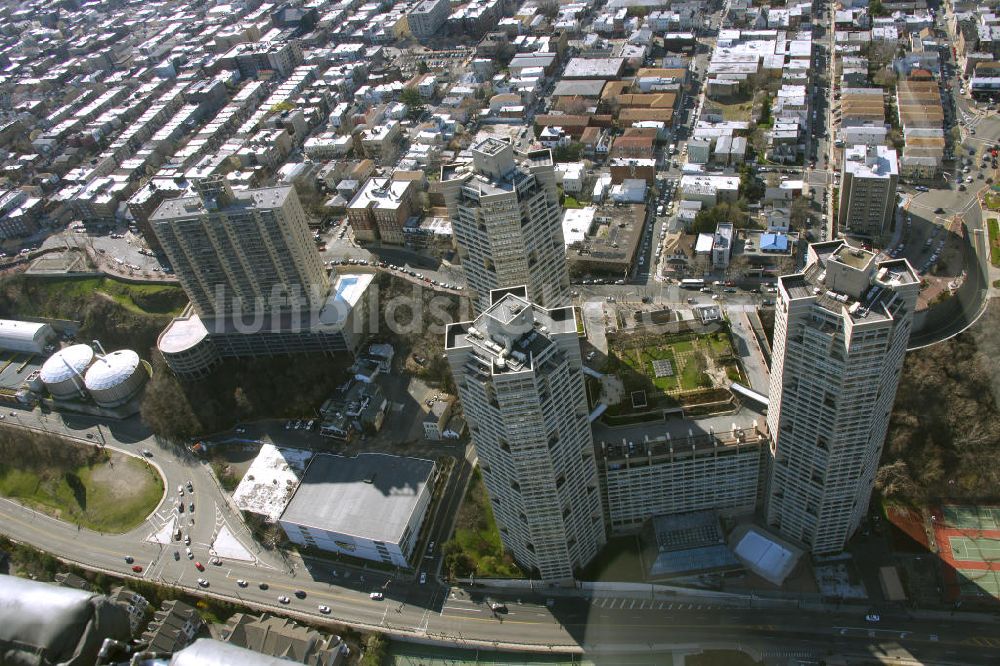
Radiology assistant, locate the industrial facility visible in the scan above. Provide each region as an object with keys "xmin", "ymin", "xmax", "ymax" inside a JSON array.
[
  {"xmin": 23, "ymin": 335, "xmax": 149, "ymax": 411},
  {"xmin": 0, "ymin": 319, "xmax": 56, "ymax": 355}
]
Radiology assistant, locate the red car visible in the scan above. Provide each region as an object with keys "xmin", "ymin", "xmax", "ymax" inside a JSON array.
[
  {"xmin": 194, "ymin": 561, "xmax": 205, "ymax": 571},
  {"xmin": 131, "ymin": 565, "xmax": 143, "ymax": 573}
]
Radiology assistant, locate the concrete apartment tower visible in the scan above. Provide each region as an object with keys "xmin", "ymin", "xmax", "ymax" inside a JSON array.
[
  {"xmin": 445, "ymin": 287, "xmax": 606, "ymax": 581},
  {"xmin": 837, "ymin": 145, "xmax": 899, "ymax": 239},
  {"xmin": 150, "ymin": 177, "xmax": 329, "ymax": 316},
  {"xmin": 765, "ymin": 241, "xmax": 919, "ymax": 554},
  {"xmin": 441, "ymin": 138, "xmax": 571, "ymax": 314}
]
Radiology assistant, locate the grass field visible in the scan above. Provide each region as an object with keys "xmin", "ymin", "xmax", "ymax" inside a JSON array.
[
  {"xmin": 612, "ymin": 330, "xmax": 734, "ymax": 400},
  {"xmin": 21, "ymin": 276, "xmax": 186, "ymax": 316},
  {"xmin": 986, "ymin": 192, "xmax": 1000, "ymax": 212},
  {"xmin": 0, "ymin": 451, "xmax": 163, "ymax": 533},
  {"xmin": 988, "ymin": 218, "xmax": 1000, "ymax": 266},
  {"xmin": 444, "ymin": 467, "xmax": 523, "ymax": 579},
  {"xmin": 705, "ymin": 100, "xmax": 754, "ymax": 122}
]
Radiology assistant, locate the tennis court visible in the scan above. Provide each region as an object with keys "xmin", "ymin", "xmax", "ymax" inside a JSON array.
[
  {"xmin": 943, "ymin": 505, "xmax": 1000, "ymax": 530},
  {"xmin": 958, "ymin": 570, "xmax": 1000, "ymax": 597},
  {"xmin": 949, "ymin": 536, "xmax": 1000, "ymax": 562}
]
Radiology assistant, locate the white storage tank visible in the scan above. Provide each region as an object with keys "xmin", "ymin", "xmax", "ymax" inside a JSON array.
[
  {"xmin": 39, "ymin": 344, "xmax": 95, "ymax": 399},
  {"xmin": 84, "ymin": 349, "xmax": 149, "ymax": 408}
]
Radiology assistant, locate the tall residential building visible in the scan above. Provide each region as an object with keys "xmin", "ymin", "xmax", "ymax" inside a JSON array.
[
  {"xmin": 151, "ymin": 178, "xmax": 370, "ymax": 379},
  {"xmin": 838, "ymin": 144, "xmax": 899, "ymax": 238},
  {"xmin": 441, "ymin": 138, "xmax": 570, "ymax": 314},
  {"xmin": 445, "ymin": 287, "xmax": 606, "ymax": 581},
  {"xmin": 407, "ymin": 0, "xmax": 450, "ymax": 39},
  {"xmin": 151, "ymin": 178, "xmax": 328, "ymax": 317},
  {"xmin": 765, "ymin": 241, "xmax": 919, "ymax": 554}
]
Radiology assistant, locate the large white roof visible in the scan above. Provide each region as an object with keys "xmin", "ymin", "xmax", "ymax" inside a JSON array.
[
  {"xmin": 84, "ymin": 350, "xmax": 141, "ymax": 390},
  {"xmin": 39, "ymin": 345, "xmax": 94, "ymax": 384},
  {"xmin": 0, "ymin": 319, "xmax": 49, "ymax": 344}
]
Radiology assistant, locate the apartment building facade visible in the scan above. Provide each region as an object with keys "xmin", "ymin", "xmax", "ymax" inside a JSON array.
[
  {"xmin": 150, "ymin": 178, "xmax": 328, "ymax": 317},
  {"xmin": 765, "ymin": 242, "xmax": 919, "ymax": 554},
  {"xmin": 445, "ymin": 288, "xmax": 606, "ymax": 581},
  {"xmin": 838, "ymin": 144, "xmax": 899, "ymax": 238},
  {"xmin": 441, "ymin": 138, "xmax": 571, "ymax": 314}
]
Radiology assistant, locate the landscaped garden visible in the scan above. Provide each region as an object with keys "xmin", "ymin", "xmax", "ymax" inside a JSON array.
[{"xmin": 599, "ymin": 324, "xmax": 744, "ymax": 420}]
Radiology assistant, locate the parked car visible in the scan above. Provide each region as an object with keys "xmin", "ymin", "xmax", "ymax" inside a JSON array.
[
  {"xmin": 197, "ymin": 578, "xmax": 209, "ymax": 588},
  {"xmin": 194, "ymin": 562, "xmax": 205, "ymax": 571}
]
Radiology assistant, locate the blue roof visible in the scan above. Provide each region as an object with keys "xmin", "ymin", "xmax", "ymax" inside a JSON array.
[{"xmin": 760, "ymin": 233, "xmax": 789, "ymax": 252}]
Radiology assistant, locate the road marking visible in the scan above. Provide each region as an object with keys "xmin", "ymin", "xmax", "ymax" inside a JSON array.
[{"xmin": 629, "ymin": 599, "xmax": 636, "ymax": 609}]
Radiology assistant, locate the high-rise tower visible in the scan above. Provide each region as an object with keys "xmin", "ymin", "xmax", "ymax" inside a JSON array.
[
  {"xmin": 441, "ymin": 138, "xmax": 571, "ymax": 314},
  {"xmin": 445, "ymin": 287, "xmax": 606, "ymax": 581},
  {"xmin": 838, "ymin": 145, "xmax": 899, "ymax": 239},
  {"xmin": 765, "ymin": 241, "xmax": 919, "ymax": 553},
  {"xmin": 151, "ymin": 177, "xmax": 329, "ymax": 317}
]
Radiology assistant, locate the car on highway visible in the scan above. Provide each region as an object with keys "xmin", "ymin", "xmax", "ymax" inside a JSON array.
[
  {"xmin": 865, "ymin": 613, "xmax": 880, "ymax": 623},
  {"xmin": 935, "ymin": 207, "xmax": 946, "ymax": 214},
  {"xmin": 259, "ymin": 582, "xmax": 269, "ymax": 590},
  {"xmin": 197, "ymin": 578, "xmax": 209, "ymax": 588},
  {"xmin": 237, "ymin": 579, "xmax": 248, "ymax": 587},
  {"xmin": 131, "ymin": 565, "xmax": 143, "ymax": 573},
  {"xmin": 369, "ymin": 591, "xmax": 384, "ymax": 600},
  {"xmin": 294, "ymin": 590, "xmax": 307, "ymax": 599},
  {"xmin": 142, "ymin": 449, "xmax": 152, "ymax": 457},
  {"xmin": 194, "ymin": 562, "xmax": 205, "ymax": 571},
  {"xmin": 419, "ymin": 572, "xmax": 427, "ymax": 584},
  {"xmin": 318, "ymin": 605, "xmax": 331, "ymax": 614},
  {"xmin": 124, "ymin": 556, "xmax": 134, "ymax": 564},
  {"xmin": 278, "ymin": 596, "xmax": 290, "ymax": 604}
]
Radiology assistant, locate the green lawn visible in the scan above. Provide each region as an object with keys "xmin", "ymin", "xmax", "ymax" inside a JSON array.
[
  {"xmin": 444, "ymin": 468, "xmax": 523, "ymax": 579},
  {"xmin": 680, "ymin": 353, "xmax": 711, "ymax": 390},
  {"xmin": 0, "ymin": 453, "xmax": 163, "ymax": 533},
  {"xmin": 563, "ymin": 195, "xmax": 584, "ymax": 209},
  {"xmin": 988, "ymin": 218, "xmax": 1000, "ymax": 266},
  {"xmin": 24, "ymin": 276, "xmax": 186, "ymax": 316},
  {"xmin": 986, "ymin": 192, "xmax": 1000, "ymax": 212}
]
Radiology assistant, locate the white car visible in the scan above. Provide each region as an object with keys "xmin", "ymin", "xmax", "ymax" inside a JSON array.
[
  {"xmin": 419, "ymin": 572, "xmax": 427, "ymax": 585},
  {"xmin": 865, "ymin": 613, "xmax": 880, "ymax": 623},
  {"xmin": 318, "ymin": 605, "xmax": 331, "ymax": 614},
  {"xmin": 369, "ymin": 591, "xmax": 384, "ymax": 600},
  {"xmin": 197, "ymin": 578, "xmax": 209, "ymax": 588}
]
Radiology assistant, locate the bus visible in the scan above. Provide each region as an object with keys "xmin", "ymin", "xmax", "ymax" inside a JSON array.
[{"xmin": 680, "ymin": 278, "xmax": 705, "ymax": 290}]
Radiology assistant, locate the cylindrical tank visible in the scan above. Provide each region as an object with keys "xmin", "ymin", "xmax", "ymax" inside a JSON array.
[
  {"xmin": 39, "ymin": 344, "xmax": 95, "ymax": 399},
  {"xmin": 84, "ymin": 349, "xmax": 149, "ymax": 408}
]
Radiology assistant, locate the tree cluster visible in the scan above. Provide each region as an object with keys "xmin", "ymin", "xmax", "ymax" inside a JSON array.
[{"xmin": 878, "ymin": 301, "xmax": 1000, "ymax": 504}]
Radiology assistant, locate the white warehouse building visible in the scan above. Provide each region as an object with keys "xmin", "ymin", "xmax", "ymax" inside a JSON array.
[
  {"xmin": 279, "ymin": 453, "xmax": 436, "ymax": 568},
  {"xmin": 0, "ymin": 319, "xmax": 55, "ymax": 355}
]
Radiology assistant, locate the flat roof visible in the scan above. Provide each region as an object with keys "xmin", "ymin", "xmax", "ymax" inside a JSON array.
[
  {"xmin": 279, "ymin": 453, "xmax": 435, "ymax": 544},
  {"xmin": 232, "ymin": 444, "xmax": 314, "ymax": 522}
]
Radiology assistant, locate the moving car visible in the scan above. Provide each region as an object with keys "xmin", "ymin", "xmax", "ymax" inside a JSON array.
[
  {"xmin": 278, "ymin": 596, "xmax": 290, "ymax": 604},
  {"xmin": 318, "ymin": 605, "xmax": 331, "ymax": 614},
  {"xmin": 237, "ymin": 579, "xmax": 248, "ymax": 587},
  {"xmin": 865, "ymin": 613, "xmax": 880, "ymax": 623},
  {"xmin": 131, "ymin": 565, "xmax": 143, "ymax": 573},
  {"xmin": 369, "ymin": 591, "xmax": 384, "ymax": 600},
  {"xmin": 419, "ymin": 572, "xmax": 427, "ymax": 585},
  {"xmin": 294, "ymin": 590, "xmax": 307, "ymax": 599},
  {"xmin": 124, "ymin": 556, "xmax": 134, "ymax": 564},
  {"xmin": 197, "ymin": 578, "xmax": 209, "ymax": 588}
]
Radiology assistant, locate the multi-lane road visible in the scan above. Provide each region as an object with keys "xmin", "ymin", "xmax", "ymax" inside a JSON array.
[{"xmin": 1, "ymin": 394, "xmax": 1000, "ymax": 662}]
